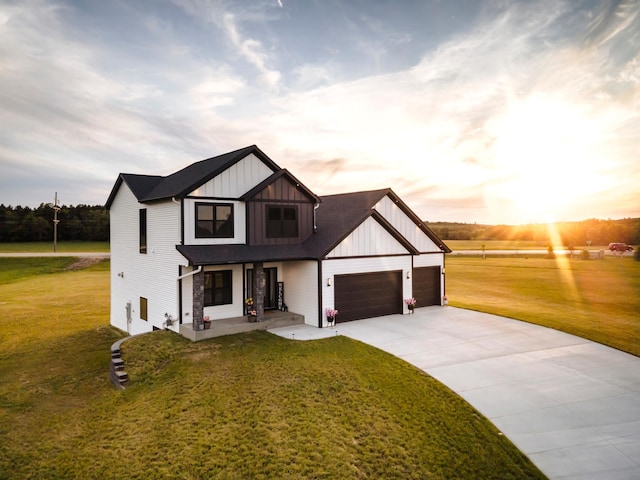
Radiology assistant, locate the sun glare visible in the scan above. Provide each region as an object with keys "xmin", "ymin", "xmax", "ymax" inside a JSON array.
[{"xmin": 486, "ymin": 94, "xmax": 608, "ymax": 223}]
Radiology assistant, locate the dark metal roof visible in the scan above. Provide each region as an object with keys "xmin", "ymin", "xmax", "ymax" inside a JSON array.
[
  {"xmin": 176, "ymin": 188, "xmax": 450, "ymax": 265},
  {"xmin": 141, "ymin": 145, "xmax": 279, "ymax": 202},
  {"xmin": 176, "ymin": 244, "xmax": 313, "ymax": 266},
  {"xmin": 105, "ymin": 145, "xmax": 280, "ymax": 209},
  {"xmin": 104, "ymin": 174, "xmax": 163, "ymax": 210},
  {"xmin": 105, "ymin": 145, "xmax": 450, "ymax": 256}
]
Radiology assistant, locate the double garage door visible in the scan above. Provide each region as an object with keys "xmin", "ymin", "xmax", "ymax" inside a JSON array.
[{"xmin": 334, "ymin": 267, "xmax": 441, "ymax": 323}]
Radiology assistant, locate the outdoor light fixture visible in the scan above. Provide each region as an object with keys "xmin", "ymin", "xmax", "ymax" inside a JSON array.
[
  {"xmin": 406, "ymin": 271, "xmax": 411, "ymax": 279},
  {"xmin": 327, "ymin": 277, "xmax": 332, "ymax": 287}
]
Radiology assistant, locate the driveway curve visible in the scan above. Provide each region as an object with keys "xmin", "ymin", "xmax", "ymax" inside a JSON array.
[{"xmin": 270, "ymin": 306, "xmax": 640, "ymax": 480}]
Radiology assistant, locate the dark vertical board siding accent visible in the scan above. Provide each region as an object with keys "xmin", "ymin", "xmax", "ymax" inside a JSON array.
[{"xmin": 247, "ymin": 176, "xmax": 315, "ymax": 245}]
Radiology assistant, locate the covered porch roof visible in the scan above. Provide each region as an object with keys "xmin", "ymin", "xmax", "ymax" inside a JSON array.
[{"xmin": 176, "ymin": 243, "xmax": 315, "ymax": 266}]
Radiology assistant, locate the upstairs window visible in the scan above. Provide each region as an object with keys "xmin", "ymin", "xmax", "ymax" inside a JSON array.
[
  {"xmin": 266, "ymin": 205, "xmax": 298, "ymax": 238},
  {"xmin": 139, "ymin": 208, "xmax": 147, "ymax": 254},
  {"xmin": 204, "ymin": 270, "xmax": 232, "ymax": 306},
  {"xmin": 196, "ymin": 203, "xmax": 234, "ymax": 238}
]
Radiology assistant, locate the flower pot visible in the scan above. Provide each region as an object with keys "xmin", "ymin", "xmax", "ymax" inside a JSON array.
[{"xmin": 204, "ymin": 321, "xmax": 211, "ymax": 330}]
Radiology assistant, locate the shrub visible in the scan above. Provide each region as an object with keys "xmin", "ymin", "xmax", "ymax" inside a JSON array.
[
  {"xmin": 545, "ymin": 245, "xmax": 555, "ymax": 259},
  {"xmin": 581, "ymin": 250, "xmax": 591, "ymax": 260}
]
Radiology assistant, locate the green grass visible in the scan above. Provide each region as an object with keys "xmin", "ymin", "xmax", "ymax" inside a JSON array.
[
  {"xmin": 0, "ymin": 257, "xmax": 79, "ymax": 284},
  {"xmin": 0, "ymin": 259, "xmax": 546, "ymax": 479},
  {"xmin": 446, "ymin": 256, "xmax": 640, "ymax": 357},
  {"xmin": 445, "ymin": 240, "xmax": 611, "ymax": 250},
  {"xmin": 0, "ymin": 241, "xmax": 109, "ymax": 253}
]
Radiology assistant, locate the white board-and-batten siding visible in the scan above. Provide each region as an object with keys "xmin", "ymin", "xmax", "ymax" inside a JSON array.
[
  {"xmin": 110, "ymin": 182, "xmax": 185, "ymax": 335},
  {"xmin": 189, "ymin": 153, "xmax": 274, "ymax": 198},
  {"xmin": 183, "ymin": 153, "xmax": 273, "ymax": 245},
  {"xmin": 326, "ymin": 217, "xmax": 409, "ymax": 258},
  {"xmin": 374, "ymin": 196, "xmax": 441, "ymax": 253}
]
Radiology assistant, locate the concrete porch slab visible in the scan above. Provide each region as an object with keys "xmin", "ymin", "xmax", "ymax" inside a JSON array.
[{"xmin": 180, "ymin": 310, "xmax": 304, "ymax": 341}]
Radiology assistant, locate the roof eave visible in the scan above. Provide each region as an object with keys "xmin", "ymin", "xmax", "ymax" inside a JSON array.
[{"xmin": 384, "ymin": 190, "xmax": 452, "ymax": 253}]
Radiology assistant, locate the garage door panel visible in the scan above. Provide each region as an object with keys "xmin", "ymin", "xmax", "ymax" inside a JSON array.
[
  {"xmin": 413, "ymin": 266, "xmax": 441, "ymax": 307},
  {"xmin": 334, "ymin": 271, "xmax": 402, "ymax": 323}
]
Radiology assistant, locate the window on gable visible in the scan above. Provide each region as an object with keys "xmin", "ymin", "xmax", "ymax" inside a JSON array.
[
  {"xmin": 266, "ymin": 205, "xmax": 298, "ymax": 238},
  {"xmin": 196, "ymin": 203, "xmax": 234, "ymax": 238},
  {"xmin": 204, "ymin": 270, "xmax": 233, "ymax": 306},
  {"xmin": 139, "ymin": 208, "xmax": 147, "ymax": 254}
]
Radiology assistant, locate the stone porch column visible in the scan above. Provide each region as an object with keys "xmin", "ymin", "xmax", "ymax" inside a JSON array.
[
  {"xmin": 253, "ymin": 262, "xmax": 265, "ymax": 322},
  {"xmin": 193, "ymin": 269, "xmax": 204, "ymax": 330}
]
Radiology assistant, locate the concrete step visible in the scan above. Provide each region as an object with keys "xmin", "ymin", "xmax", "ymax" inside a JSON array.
[{"xmin": 111, "ymin": 357, "xmax": 125, "ymax": 371}]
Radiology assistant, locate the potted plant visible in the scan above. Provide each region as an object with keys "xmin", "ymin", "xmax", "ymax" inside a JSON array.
[
  {"xmin": 246, "ymin": 298, "xmax": 257, "ymax": 322},
  {"xmin": 325, "ymin": 307, "xmax": 338, "ymax": 327},
  {"xmin": 404, "ymin": 298, "xmax": 416, "ymax": 313},
  {"xmin": 443, "ymin": 295, "xmax": 448, "ymax": 305},
  {"xmin": 203, "ymin": 316, "xmax": 211, "ymax": 329}
]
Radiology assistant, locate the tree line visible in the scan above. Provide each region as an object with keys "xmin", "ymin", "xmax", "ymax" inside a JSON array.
[
  {"xmin": 0, "ymin": 204, "xmax": 109, "ymax": 242},
  {"xmin": 428, "ymin": 218, "xmax": 640, "ymax": 246},
  {"xmin": 1, "ymin": 202, "xmax": 638, "ymax": 247}
]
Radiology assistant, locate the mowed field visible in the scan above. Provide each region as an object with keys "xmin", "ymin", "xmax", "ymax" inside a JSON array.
[
  {"xmin": 0, "ymin": 258, "xmax": 545, "ymax": 480},
  {"xmin": 446, "ymin": 255, "xmax": 640, "ymax": 357}
]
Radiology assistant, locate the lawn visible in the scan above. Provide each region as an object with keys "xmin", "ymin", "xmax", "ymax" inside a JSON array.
[
  {"xmin": 446, "ymin": 256, "xmax": 640, "ymax": 357},
  {"xmin": 0, "ymin": 241, "xmax": 109, "ymax": 253},
  {"xmin": 0, "ymin": 259, "xmax": 544, "ymax": 479},
  {"xmin": 445, "ymin": 240, "xmax": 611, "ymax": 251}
]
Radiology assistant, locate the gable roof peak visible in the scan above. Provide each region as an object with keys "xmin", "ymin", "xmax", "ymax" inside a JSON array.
[{"xmin": 140, "ymin": 145, "xmax": 281, "ymax": 202}]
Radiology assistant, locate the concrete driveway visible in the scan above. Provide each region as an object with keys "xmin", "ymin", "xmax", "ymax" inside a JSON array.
[{"xmin": 270, "ymin": 306, "xmax": 640, "ymax": 480}]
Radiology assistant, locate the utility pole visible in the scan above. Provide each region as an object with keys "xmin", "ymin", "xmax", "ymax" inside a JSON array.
[{"xmin": 48, "ymin": 192, "xmax": 61, "ymax": 253}]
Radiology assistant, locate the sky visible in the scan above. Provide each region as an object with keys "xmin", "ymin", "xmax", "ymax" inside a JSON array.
[{"xmin": 1, "ymin": 0, "xmax": 639, "ymax": 225}]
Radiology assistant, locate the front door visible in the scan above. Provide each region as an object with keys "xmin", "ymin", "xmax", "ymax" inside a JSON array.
[{"xmin": 246, "ymin": 268, "xmax": 278, "ymax": 309}]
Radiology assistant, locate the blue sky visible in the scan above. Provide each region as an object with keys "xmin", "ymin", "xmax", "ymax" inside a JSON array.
[{"xmin": 1, "ymin": 0, "xmax": 638, "ymax": 224}]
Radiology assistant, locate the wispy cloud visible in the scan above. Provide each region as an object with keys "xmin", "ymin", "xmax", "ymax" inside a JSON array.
[
  {"xmin": 0, "ymin": 0, "xmax": 638, "ymax": 223},
  {"xmin": 171, "ymin": 0, "xmax": 282, "ymax": 89}
]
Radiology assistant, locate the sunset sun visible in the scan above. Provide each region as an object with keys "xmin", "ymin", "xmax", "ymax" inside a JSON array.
[{"xmin": 487, "ymin": 94, "xmax": 608, "ymax": 223}]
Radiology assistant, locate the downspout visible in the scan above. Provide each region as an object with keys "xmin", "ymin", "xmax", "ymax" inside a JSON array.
[
  {"xmin": 317, "ymin": 260, "xmax": 323, "ymax": 328},
  {"xmin": 313, "ymin": 202, "xmax": 319, "ymax": 233},
  {"xmin": 177, "ymin": 265, "xmax": 202, "ymax": 281},
  {"xmin": 172, "ymin": 197, "xmax": 184, "ymax": 245}
]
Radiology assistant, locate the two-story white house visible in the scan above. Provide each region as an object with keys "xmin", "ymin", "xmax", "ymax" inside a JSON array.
[{"xmin": 105, "ymin": 145, "xmax": 451, "ymax": 339}]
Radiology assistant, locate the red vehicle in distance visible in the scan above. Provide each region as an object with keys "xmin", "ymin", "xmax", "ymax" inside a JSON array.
[{"xmin": 608, "ymin": 243, "xmax": 634, "ymax": 252}]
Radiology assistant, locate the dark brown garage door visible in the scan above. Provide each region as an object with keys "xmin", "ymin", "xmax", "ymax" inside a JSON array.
[
  {"xmin": 334, "ymin": 270, "xmax": 403, "ymax": 323},
  {"xmin": 413, "ymin": 266, "xmax": 441, "ymax": 307}
]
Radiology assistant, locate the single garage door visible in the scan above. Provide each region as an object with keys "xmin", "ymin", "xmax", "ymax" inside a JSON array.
[
  {"xmin": 334, "ymin": 270, "xmax": 403, "ymax": 323},
  {"xmin": 413, "ymin": 266, "xmax": 441, "ymax": 307}
]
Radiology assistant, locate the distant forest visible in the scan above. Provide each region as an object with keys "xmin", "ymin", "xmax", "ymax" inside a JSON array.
[
  {"xmin": 0, "ymin": 203, "xmax": 638, "ymax": 246},
  {"xmin": 0, "ymin": 204, "xmax": 108, "ymax": 242},
  {"xmin": 427, "ymin": 218, "xmax": 640, "ymax": 246}
]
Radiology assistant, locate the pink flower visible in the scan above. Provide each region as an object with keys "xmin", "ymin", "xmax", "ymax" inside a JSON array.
[{"xmin": 325, "ymin": 307, "xmax": 338, "ymax": 317}]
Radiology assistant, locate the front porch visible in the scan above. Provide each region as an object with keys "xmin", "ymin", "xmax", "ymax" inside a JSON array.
[{"xmin": 179, "ymin": 309, "xmax": 305, "ymax": 341}]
